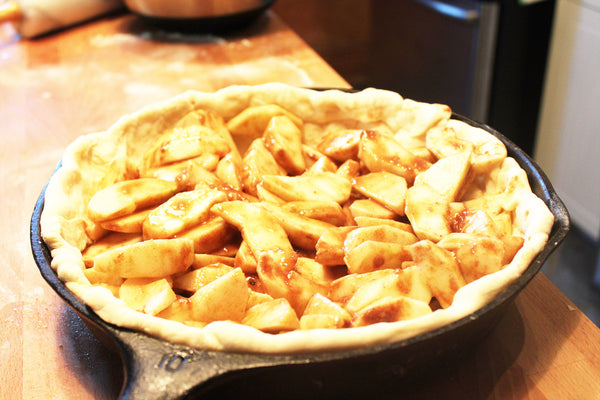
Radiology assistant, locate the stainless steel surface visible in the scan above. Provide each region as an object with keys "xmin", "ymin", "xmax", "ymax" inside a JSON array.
[
  {"xmin": 411, "ymin": 0, "xmax": 480, "ymax": 21},
  {"xmin": 470, "ymin": 1, "xmax": 499, "ymax": 122}
]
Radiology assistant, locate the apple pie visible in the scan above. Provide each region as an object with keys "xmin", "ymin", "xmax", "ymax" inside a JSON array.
[{"xmin": 40, "ymin": 83, "xmax": 554, "ymax": 353}]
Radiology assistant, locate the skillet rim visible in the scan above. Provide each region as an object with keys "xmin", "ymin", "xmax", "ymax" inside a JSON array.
[{"xmin": 29, "ymin": 102, "xmax": 569, "ymax": 364}]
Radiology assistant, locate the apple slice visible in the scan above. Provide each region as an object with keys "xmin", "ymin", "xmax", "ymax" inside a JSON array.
[
  {"xmin": 405, "ymin": 183, "xmax": 451, "ymax": 242},
  {"xmin": 259, "ymin": 202, "xmax": 335, "ymax": 250},
  {"xmin": 409, "ymin": 240, "xmax": 466, "ymax": 308},
  {"xmin": 100, "ymin": 207, "xmax": 154, "ymax": 233},
  {"xmin": 172, "ymin": 263, "xmax": 234, "ymax": 293},
  {"xmin": 143, "ymin": 189, "xmax": 227, "ymax": 239},
  {"xmin": 317, "ymin": 129, "xmax": 362, "ymax": 162},
  {"xmin": 119, "ymin": 277, "xmax": 177, "ymax": 316},
  {"xmin": 81, "ymin": 231, "xmax": 142, "ymax": 267},
  {"xmin": 242, "ymin": 298, "xmax": 300, "ymax": 333},
  {"xmin": 353, "ymin": 296, "xmax": 432, "ymax": 327},
  {"xmin": 190, "ymin": 268, "xmax": 249, "ymax": 323},
  {"xmin": 226, "ymin": 104, "xmax": 303, "ymax": 137},
  {"xmin": 260, "ymin": 172, "xmax": 352, "ymax": 204},
  {"xmin": 348, "ymin": 199, "xmax": 396, "ymax": 220},
  {"xmin": 142, "ymin": 110, "xmax": 231, "ymax": 168},
  {"xmin": 263, "ymin": 115, "xmax": 306, "ymax": 175},
  {"xmin": 282, "ymin": 200, "xmax": 347, "ymax": 226},
  {"xmin": 240, "ymin": 138, "xmax": 287, "ymax": 196},
  {"xmin": 93, "ymin": 238, "xmax": 194, "ymax": 278},
  {"xmin": 414, "ymin": 151, "xmax": 472, "ymax": 201},
  {"xmin": 352, "ymin": 171, "xmax": 408, "ymax": 215},
  {"xmin": 87, "ymin": 178, "xmax": 179, "ymax": 222},
  {"xmin": 358, "ymin": 130, "xmax": 430, "ymax": 184}
]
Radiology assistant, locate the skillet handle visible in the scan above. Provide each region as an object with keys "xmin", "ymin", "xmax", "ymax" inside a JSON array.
[{"xmin": 114, "ymin": 328, "xmax": 254, "ymax": 400}]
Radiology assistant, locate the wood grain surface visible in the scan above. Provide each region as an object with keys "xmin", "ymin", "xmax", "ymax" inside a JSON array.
[{"xmin": 1, "ymin": 11, "xmax": 599, "ymax": 400}]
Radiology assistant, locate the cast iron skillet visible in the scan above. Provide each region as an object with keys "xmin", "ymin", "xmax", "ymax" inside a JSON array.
[
  {"xmin": 130, "ymin": 0, "xmax": 277, "ymax": 34},
  {"xmin": 30, "ymin": 112, "xmax": 569, "ymax": 399}
]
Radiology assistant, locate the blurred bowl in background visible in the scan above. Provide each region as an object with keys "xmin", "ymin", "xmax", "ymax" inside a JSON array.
[{"xmin": 124, "ymin": 0, "xmax": 277, "ymax": 33}]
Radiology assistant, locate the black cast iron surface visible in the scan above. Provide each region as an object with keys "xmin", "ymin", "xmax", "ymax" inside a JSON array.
[
  {"xmin": 133, "ymin": 0, "xmax": 277, "ymax": 34},
  {"xmin": 30, "ymin": 111, "xmax": 569, "ymax": 400}
]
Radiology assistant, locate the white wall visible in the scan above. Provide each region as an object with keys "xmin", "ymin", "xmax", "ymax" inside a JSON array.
[{"xmin": 535, "ymin": 0, "xmax": 600, "ymax": 240}]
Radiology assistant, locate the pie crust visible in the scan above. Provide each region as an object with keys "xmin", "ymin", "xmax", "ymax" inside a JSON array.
[{"xmin": 40, "ymin": 83, "xmax": 554, "ymax": 354}]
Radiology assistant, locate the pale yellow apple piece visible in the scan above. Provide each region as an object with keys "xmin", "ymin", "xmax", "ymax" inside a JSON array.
[
  {"xmin": 190, "ymin": 268, "xmax": 249, "ymax": 323},
  {"xmin": 303, "ymin": 293, "xmax": 352, "ymax": 328},
  {"xmin": 304, "ymin": 156, "xmax": 338, "ymax": 175},
  {"xmin": 83, "ymin": 266, "xmax": 125, "ymax": 287},
  {"xmin": 141, "ymin": 155, "xmax": 221, "ymax": 191},
  {"xmin": 81, "ymin": 232, "xmax": 142, "ymax": 267},
  {"xmin": 405, "ymin": 183, "xmax": 451, "ymax": 242},
  {"xmin": 246, "ymin": 291, "xmax": 274, "ymax": 310},
  {"xmin": 329, "ymin": 269, "xmax": 397, "ymax": 304},
  {"xmin": 172, "ymin": 263, "xmax": 235, "ymax": 293},
  {"xmin": 259, "ymin": 202, "xmax": 335, "ymax": 250},
  {"xmin": 285, "ymin": 270, "xmax": 329, "ymax": 315},
  {"xmin": 142, "ymin": 110, "xmax": 231, "ymax": 168},
  {"xmin": 348, "ymin": 199, "xmax": 396, "ymax": 220},
  {"xmin": 406, "ymin": 146, "xmax": 436, "ymax": 163},
  {"xmin": 192, "ymin": 254, "xmax": 235, "ymax": 269},
  {"xmin": 295, "ymin": 257, "xmax": 344, "ymax": 287},
  {"xmin": 299, "ymin": 314, "xmax": 344, "ymax": 330},
  {"xmin": 409, "ymin": 240, "xmax": 466, "ymax": 308},
  {"xmin": 226, "ymin": 104, "xmax": 303, "ymax": 138},
  {"xmin": 156, "ymin": 297, "xmax": 194, "ymax": 323},
  {"xmin": 426, "ymin": 119, "xmax": 506, "ymax": 174},
  {"xmin": 300, "ymin": 295, "xmax": 352, "ymax": 329},
  {"xmin": 414, "ymin": 151, "xmax": 472, "ymax": 201},
  {"xmin": 87, "ymin": 178, "xmax": 179, "ymax": 222},
  {"xmin": 93, "ymin": 238, "xmax": 195, "ymax": 278},
  {"xmin": 460, "ymin": 195, "xmax": 505, "ymax": 219},
  {"xmin": 215, "ymin": 153, "xmax": 243, "ymax": 191},
  {"xmin": 260, "ymin": 172, "xmax": 352, "ymax": 204},
  {"xmin": 344, "ymin": 241, "xmax": 412, "ymax": 274},
  {"xmin": 352, "ymin": 296, "xmax": 432, "ymax": 327},
  {"xmin": 493, "ymin": 158, "xmax": 533, "ymax": 212},
  {"xmin": 345, "ymin": 267, "xmax": 431, "ymax": 313},
  {"xmin": 450, "ymin": 208, "xmax": 502, "ymax": 237},
  {"xmin": 317, "ymin": 129, "xmax": 361, "ymax": 162},
  {"xmin": 315, "ymin": 226, "xmax": 356, "ymax": 267},
  {"xmin": 119, "ymin": 277, "xmax": 177, "ymax": 316},
  {"xmin": 234, "ymin": 241, "xmax": 258, "ymax": 274},
  {"xmin": 177, "ymin": 216, "xmax": 237, "ymax": 254},
  {"xmin": 100, "ymin": 208, "xmax": 154, "ymax": 233},
  {"xmin": 263, "ymin": 115, "xmax": 306, "ymax": 175},
  {"xmin": 500, "ymin": 235, "xmax": 524, "ymax": 265},
  {"xmin": 352, "ymin": 171, "xmax": 408, "ymax": 215},
  {"xmin": 353, "ymin": 216, "xmax": 414, "ymax": 234},
  {"xmin": 255, "ymin": 184, "xmax": 286, "ymax": 204},
  {"xmin": 343, "ymin": 225, "xmax": 418, "ymax": 254},
  {"xmin": 282, "ymin": 200, "xmax": 347, "ymax": 226},
  {"xmin": 210, "ymin": 201, "xmax": 296, "ymax": 272},
  {"xmin": 358, "ymin": 130, "xmax": 430, "ymax": 184},
  {"xmin": 301, "ymin": 144, "xmax": 327, "ymax": 168},
  {"xmin": 438, "ymin": 233, "xmax": 505, "ymax": 283},
  {"xmin": 491, "ymin": 211, "xmax": 514, "ymax": 237},
  {"xmin": 240, "ymin": 138, "xmax": 287, "ymax": 196},
  {"xmin": 143, "ymin": 189, "xmax": 227, "ymax": 239},
  {"xmin": 242, "ymin": 298, "xmax": 300, "ymax": 333},
  {"xmin": 210, "ymin": 201, "xmax": 298, "ymax": 304},
  {"xmin": 335, "ymin": 159, "xmax": 361, "ymax": 180}
]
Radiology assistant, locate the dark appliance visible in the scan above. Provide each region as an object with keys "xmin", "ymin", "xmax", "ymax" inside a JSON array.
[{"xmin": 367, "ymin": 0, "xmax": 555, "ymax": 155}]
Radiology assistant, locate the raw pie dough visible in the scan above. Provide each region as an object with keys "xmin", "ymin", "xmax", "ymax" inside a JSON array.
[{"xmin": 40, "ymin": 83, "xmax": 554, "ymax": 354}]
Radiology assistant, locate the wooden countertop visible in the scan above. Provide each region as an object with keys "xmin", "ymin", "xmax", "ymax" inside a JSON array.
[{"xmin": 1, "ymin": 11, "xmax": 599, "ymax": 400}]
